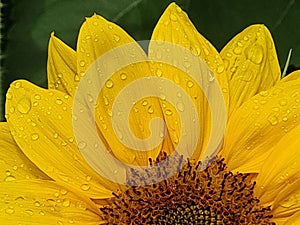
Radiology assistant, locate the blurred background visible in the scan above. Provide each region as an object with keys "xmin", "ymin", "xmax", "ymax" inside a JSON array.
[{"xmin": 1, "ymin": 0, "xmax": 300, "ymax": 120}]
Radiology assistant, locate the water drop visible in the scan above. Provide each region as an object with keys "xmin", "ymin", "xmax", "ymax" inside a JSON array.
[
  {"xmin": 9, "ymin": 107, "xmax": 15, "ymax": 113},
  {"xmin": 233, "ymin": 46, "xmax": 242, "ymax": 55},
  {"xmin": 25, "ymin": 209, "xmax": 34, "ymax": 216},
  {"xmin": 14, "ymin": 81, "xmax": 22, "ymax": 89},
  {"xmin": 105, "ymin": 79, "xmax": 114, "ymax": 88},
  {"xmin": 268, "ymin": 115, "xmax": 278, "ymax": 126},
  {"xmin": 120, "ymin": 73, "xmax": 127, "ymax": 80},
  {"xmin": 78, "ymin": 141, "xmax": 87, "ymax": 149},
  {"xmin": 156, "ymin": 69, "xmax": 163, "ymax": 77},
  {"xmin": 62, "ymin": 199, "xmax": 70, "ymax": 207},
  {"xmin": 147, "ymin": 106, "xmax": 154, "ymax": 114},
  {"xmin": 34, "ymin": 94, "xmax": 41, "ymax": 100},
  {"xmin": 56, "ymin": 99, "xmax": 63, "ymax": 105},
  {"xmin": 113, "ymin": 34, "xmax": 120, "ymax": 42},
  {"xmin": 87, "ymin": 94, "xmax": 94, "ymax": 103},
  {"xmin": 80, "ymin": 184, "xmax": 90, "ymax": 191},
  {"xmin": 142, "ymin": 100, "xmax": 148, "ymax": 106},
  {"xmin": 53, "ymin": 133, "xmax": 59, "ymax": 139},
  {"xmin": 170, "ymin": 13, "xmax": 177, "ymax": 21},
  {"xmin": 279, "ymin": 99, "xmax": 287, "ymax": 106},
  {"xmin": 165, "ymin": 109, "xmax": 173, "ymax": 115},
  {"xmin": 17, "ymin": 97, "xmax": 31, "ymax": 114},
  {"xmin": 31, "ymin": 133, "xmax": 39, "ymax": 141},
  {"xmin": 187, "ymin": 80, "xmax": 194, "ymax": 88},
  {"xmin": 216, "ymin": 65, "xmax": 225, "ymax": 73},
  {"xmin": 245, "ymin": 44, "xmax": 264, "ymax": 64},
  {"xmin": 5, "ymin": 207, "xmax": 15, "ymax": 214},
  {"xmin": 79, "ymin": 60, "xmax": 86, "ymax": 67},
  {"xmin": 5, "ymin": 175, "xmax": 16, "ymax": 181},
  {"xmin": 6, "ymin": 92, "xmax": 12, "ymax": 100},
  {"xmin": 176, "ymin": 102, "xmax": 185, "ymax": 112}
]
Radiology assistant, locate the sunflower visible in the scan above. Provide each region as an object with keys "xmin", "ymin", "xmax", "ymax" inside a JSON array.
[{"xmin": 1, "ymin": 2, "xmax": 300, "ymax": 224}]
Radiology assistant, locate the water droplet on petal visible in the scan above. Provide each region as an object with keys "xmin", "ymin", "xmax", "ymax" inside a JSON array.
[
  {"xmin": 216, "ymin": 65, "xmax": 224, "ymax": 73},
  {"xmin": 25, "ymin": 209, "xmax": 34, "ymax": 216},
  {"xmin": 78, "ymin": 141, "xmax": 87, "ymax": 149},
  {"xmin": 80, "ymin": 184, "xmax": 90, "ymax": 191},
  {"xmin": 14, "ymin": 82, "xmax": 22, "ymax": 89},
  {"xmin": 165, "ymin": 109, "xmax": 173, "ymax": 115},
  {"xmin": 79, "ymin": 60, "xmax": 86, "ymax": 67},
  {"xmin": 245, "ymin": 44, "xmax": 264, "ymax": 64},
  {"xmin": 6, "ymin": 92, "xmax": 12, "ymax": 100},
  {"xmin": 5, "ymin": 207, "xmax": 15, "ymax": 214},
  {"xmin": 170, "ymin": 13, "xmax": 177, "ymax": 21},
  {"xmin": 120, "ymin": 73, "xmax": 127, "ymax": 80},
  {"xmin": 156, "ymin": 69, "xmax": 163, "ymax": 77},
  {"xmin": 147, "ymin": 106, "xmax": 154, "ymax": 114},
  {"xmin": 56, "ymin": 99, "xmax": 63, "ymax": 105},
  {"xmin": 105, "ymin": 79, "xmax": 114, "ymax": 88},
  {"xmin": 142, "ymin": 100, "xmax": 148, "ymax": 106},
  {"xmin": 187, "ymin": 80, "xmax": 194, "ymax": 88},
  {"xmin": 233, "ymin": 46, "xmax": 242, "ymax": 55},
  {"xmin": 62, "ymin": 199, "xmax": 70, "ymax": 207},
  {"xmin": 279, "ymin": 99, "xmax": 287, "ymax": 106},
  {"xmin": 113, "ymin": 34, "xmax": 120, "ymax": 42},
  {"xmin": 176, "ymin": 102, "xmax": 185, "ymax": 112},
  {"xmin": 268, "ymin": 115, "xmax": 278, "ymax": 126},
  {"xmin": 17, "ymin": 98, "xmax": 31, "ymax": 114},
  {"xmin": 31, "ymin": 133, "xmax": 39, "ymax": 141}
]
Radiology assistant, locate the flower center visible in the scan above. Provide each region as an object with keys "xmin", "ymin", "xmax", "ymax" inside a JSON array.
[{"xmin": 100, "ymin": 156, "xmax": 275, "ymax": 224}]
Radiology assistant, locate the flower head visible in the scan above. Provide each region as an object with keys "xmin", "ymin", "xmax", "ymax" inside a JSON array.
[{"xmin": 1, "ymin": 3, "xmax": 300, "ymax": 224}]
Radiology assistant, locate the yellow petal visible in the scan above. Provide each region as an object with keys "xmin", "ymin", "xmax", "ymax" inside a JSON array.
[
  {"xmin": 282, "ymin": 211, "xmax": 300, "ymax": 225},
  {"xmin": 47, "ymin": 33, "xmax": 77, "ymax": 96},
  {"xmin": 77, "ymin": 14, "xmax": 145, "ymax": 78},
  {"xmin": 0, "ymin": 122, "xmax": 49, "ymax": 181},
  {"xmin": 0, "ymin": 179, "xmax": 102, "ymax": 225},
  {"xmin": 150, "ymin": 3, "xmax": 228, "ymax": 104},
  {"xmin": 220, "ymin": 24, "xmax": 281, "ymax": 115},
  {"xmin": 281, "ymin": 70, "xmax": 300, "ymax": 82},
  {"xmin": 149, "ymin": 3, "xmax": 228, "ymax": 160},
  {"xmin": 254, "ymin": 124, "xmax": 300, "ymax": 204},
  {"xmin": 272, "ymin": 179, "xmax": 300, "ymax": 219},
  {"xmin": 223, "ymin": 79, "xmax": 300, "ymax": 173},
  {"xmin": 5, "ymin": 80, "xmax": 118, "ymax": 199}
]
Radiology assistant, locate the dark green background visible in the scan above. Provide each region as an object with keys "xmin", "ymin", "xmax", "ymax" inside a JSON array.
[{"xmin": 2, "ymin": 0, "xmax": 300, "ymax": 120}]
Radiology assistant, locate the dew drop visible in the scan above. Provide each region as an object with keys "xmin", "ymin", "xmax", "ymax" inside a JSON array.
[
  {"xmin": 147, "ymin": 106, "xmax": 154, "ymax": 114},
  {"xmin": 80, "ymin": 184, "xmax": 90, "ymax": 191},
  {"xmin": 87, "ymin": 94, "xmax": 94, "ymax": 103},
  {"xmin": 53, "ymin": 133, "xmax": 59, "ymax": 139},
  {"xmin": 282, "ymin": 116, "xmax": 288, "ymax": 122},
  {"xmin": 5, "ymin": 175, "xmax": 16, "ymax": 181},
  {"xmin": 120, "ymin": 73, "xmax": 127, "ymax": 80},
  {"xmin": 34, "ymin": 94, "xmax": 41, "ymax": 100},
  {"xmin": 113, "ymin": 34, "xmax": 120, "ymax": 42},
  {"xmin": 105, "ymin": 79, "xmax": 114, "ymax": 88},
  {"xmin": 5, "ymin": 207, "xmax": 15, "ymax": 214},
  {"xmin": 142, "ymin": 100, "xmax": 148, "ymax": 106},
  {"xmin": 170, "ymin": 13, "xmax": 177, "ymax": 21},
  {"xmin": 14, "ymin": 81, "xmax": 22, "ymax": 89},
  {"xmin": 17, "ymin": 97, "xmax": 31, "ymax": 114},
  {"xmin": 78, "ymin": 141, "xmax": 87, "ymax": 149},
  {"xmin": 187, "ymin": 80, "xmax": 194, "ymax": 88},
  {"xmin": 216, "ymin": 65, "xmax": 225, "ymax": 73},
  {"xmin": 176, "ymin": 102, "xmax": 185, "ymax": 112},
  {"xmin": 279, "ymin": 99, "xmax": 287, "ymax": 106},
  {"xmin": 31, "ymin": 133, "xmax": 39, "ymax": 141},
  {"xmin": 233, "ymin": 46, "xmax": 242, "ymax": 55},
  {"xmin": 156, "ymin": 69, "xmax": 163, "ymax": 77},
  {"xmin": 6, "ymin": 92, "xmax": 12, "ymax": 100},
  {"xmin": 165, "ymin": 109, "xmax": 173, "ymax": 115},
  {"xmin": 62, "ymin": 199, "xmax": 70, "ymax": 207},
  {"xmin": 245, "ymin": 44, "xmax": 264, "ymax": 64},
  {"xmin": 56, "ymin": 99, "xmax": 63, "ymax": 105},
  {"xmin": 25, "ymin": 209, "xmax": 34, "ymax": 216},
  {"xmin": 79, "ymin": 60, "xmax": 86, "ymax": 67},
  {"xmin": 268, "ymin": 115, "xmax": 278, "ymax": 126}
]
